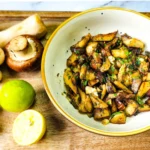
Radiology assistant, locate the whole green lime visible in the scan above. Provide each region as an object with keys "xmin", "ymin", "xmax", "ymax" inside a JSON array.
[{"xmin": 0, "ymin": 80, "xmax": 35, "ymax": 112}]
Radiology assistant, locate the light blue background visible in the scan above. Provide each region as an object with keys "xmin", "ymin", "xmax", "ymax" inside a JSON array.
[{"xmin": 0, "ymin": 1, "xmax": 150, "ymax": 12}]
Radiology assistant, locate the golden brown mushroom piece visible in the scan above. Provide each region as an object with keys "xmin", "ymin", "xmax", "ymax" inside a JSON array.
[{"xmin": 4, "ymin": 35, "xmax": 43, "ymax": 72}]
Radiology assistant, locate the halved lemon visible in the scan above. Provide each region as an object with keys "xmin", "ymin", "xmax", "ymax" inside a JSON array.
[{"xmin": 13, "ymin": 110, "xmax": 46, "ymax": 145}]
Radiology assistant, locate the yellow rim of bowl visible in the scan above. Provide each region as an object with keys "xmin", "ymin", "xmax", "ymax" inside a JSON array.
[{"xmin": 41, "ymin": 7, "xmax": 150, "ymax": 136}]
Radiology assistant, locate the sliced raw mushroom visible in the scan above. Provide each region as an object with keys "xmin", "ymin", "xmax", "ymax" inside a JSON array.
[{"xmin": 5, "ymin": 35, "xmax": 43, "ymax": 72}]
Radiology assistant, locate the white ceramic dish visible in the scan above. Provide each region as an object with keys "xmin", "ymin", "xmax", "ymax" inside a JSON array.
[{"xmin": 42, "ymin": 7, "xmax": 150, "ymax": 136}]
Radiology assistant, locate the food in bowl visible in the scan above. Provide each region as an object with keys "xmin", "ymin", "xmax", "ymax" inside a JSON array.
[{"xmin": 63, "ymin": 30, "xmax": 150, "ymax": 125}]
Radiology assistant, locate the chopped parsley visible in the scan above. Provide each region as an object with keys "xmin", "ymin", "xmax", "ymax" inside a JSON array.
[
  {"xmin": 110, "ymin": 65, "xmax": 115, "ymax": 72},
  {"xmin": 95, "ymin": 49, "xmax": 100, "ymax": 53},
  {"xmin": 125, "ymin": 50, "xmax": 129, "ymax": 56},
  {"xmin": 68, "ymin": 75, "xmax": 71, "ymax": 79},
  {"xmin": 135, "ymin": 58, "xmax": 141, "ymax": 66},
  {"xmin": 102, "ymin": 76, "xmax": 107, "ymax": 83},
  {"xmin": 110, "ymin": 111, "xmax": 122, "ymax": 119},
  {"xmin": 128, "ymin": 64, "xmax": 135, "ymax": 70},
  {"xmin": 75, "ymin": 50, "xmax": 80, "ymax": 54},
  {"xmin": 137, "ymin": 96, "xmax": 144, "ymax": 106},
  {"xmin": 114, "ymin": 93, "xmax": 117, "ymax": 96},
  {"xmin": 83, "ymin": 80, "xmax": 88, "ymax": 86},
  {"xmin": 107, "ymin": 100, "xmax": 112, "ymax": 105}
]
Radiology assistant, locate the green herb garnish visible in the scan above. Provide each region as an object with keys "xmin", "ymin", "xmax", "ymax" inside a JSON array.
[
  {"xmin": 83, "ymin": 80, "xmax": 88, "ymax": 86},
  {"xmin": 110, "ymin": 111, "xmax": 122, "ymax": 119},
  {"xmin": 95, "ymin": 49, "xmax": 99, "ymax": 53},
  {"xmin": 75, "ymin": 50, "xmax": 80, "ymax": 54},
  {"xmin": 137, "ymin": 96, "xmax": 144, "ymax": 106},
  {"xmin": 135, "ymin": 58, "xmax": 141, "ymax": 66},
  {"xmin": 114, "ymin": 93, "xmax": 117, "ymax": 96},
  {"xmin": 102, "ymin": 77, "xmax": 107, "ymax": 83},
  {"xmin": 68, "ymin": 75, "xmax": 71, "ymax": 79},
  {"xmin": 128, "ymin": 64, "xmax": 135, "ymax": 70},
  {"xmin": 110, "ymin": 65, "xmax": 115, "ymax": 72}
]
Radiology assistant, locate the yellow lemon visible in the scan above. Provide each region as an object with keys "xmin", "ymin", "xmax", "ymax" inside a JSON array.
[{"xmin": 13, "ymin": 110, "xmax": 46, "ymax": 145}]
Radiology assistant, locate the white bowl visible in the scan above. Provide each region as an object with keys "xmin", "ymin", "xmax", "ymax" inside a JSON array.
[{"xmin": 42, "ymin": 7, "xmax": 150, "ymax": 136}]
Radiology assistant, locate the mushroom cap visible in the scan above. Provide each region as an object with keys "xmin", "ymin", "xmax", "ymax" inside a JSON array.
[{"xmin": 5, "ymin": 35, "xmax": 43, "ymax": 72}]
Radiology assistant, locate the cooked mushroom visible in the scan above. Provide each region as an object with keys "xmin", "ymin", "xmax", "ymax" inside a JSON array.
[
  {"xmin": 101, "ymin": 84, "xmax": 107, "ymax": 99},
  {"xmin": 110, "ymin": 111, "xmax": 126, "ymax": 124},
  {"xmin": 106, "ymin": 81, "xmax": 116, "ymax": 93},
  {"xmin": 146, "ymin": 89, "xmax": 150, "ymax": 97},
  {"xmin": 125, "ymin": 100, "xmax": 138, "ymax": 116},
  {"xmin": 94, "ymin": 108, "xmax": 111, "ymax": 120},
  {"xmin": 67, "ymin": 53, "xmax": 78, "ymax": 67},
  {"xmin": 138, "ymin": 104, "xmax": 150, "ymax": 112},
  {"xmin": 88, "ymin": 79, "xmax": 99, "ymax": 86},
  {"xmin": 121, "ymin": 34, "xmax": 144, "ymax": 49},
  {"xmin": 118, "ymin": 64, "xmax": 126, "ymax": 82},
  {"xmin": 67, "ymin": 93, "xmax": 80, "ymax": 109},
  {"xmin": 78, "ymin": 88, "xmax": 93, "ymax": 113},
  {"xmin": 111, "ymin": 100, "xmax": 117, "ymax": 113},
  {"xmin": 145, "ymin": 99, "xmax": 150, "ymax": 106},
  {"xmin": 5, "ymin": 35, "xmax": 43, "ymax": 72},
  {"xmin": 111, "ymin": 46, "xmax": 129, "ymax": 59},
  {"xmin": 64, "ymin": 68, "xmax": 78, "ymax": 94},
  {"xmin": 113, "ymin": 81, "xmax": 133, "ymax": 94},
  {"xmin": 80, "ymin": 64, "xmax": 87, "ymax": 79},
  {"xmin": 86, "ymin": 42, "xmax": 98, "ymax": 56},
  {"xmin": 105, "ymin": 37, "xmax": 119, "ymax": 50},
  {"xmin": 85, "ymin": 70, "xmax": 96, "ymax": 80},
  {"xmin": 100, "ymin": 57, "xmax": 111, "ymax": 72},
  {"xmin": 137, "ymin": 82, "xmax": 150, "ymax": 97},
  {"xmin": 131, "ymin": 78, "xmax": 142, "ymax": 93},
  {"xmin": 115, "ymin": 99, "xmax": 125, "ymax": 111},
  {"xmin": 72, "ymin": 33, "xmax": 91, "ymax": 48},
  {"xmin": 143, "ymin": 72, "xmax": 150, "ymax": 81},
  {"xmin": 85, "ymin": 86, "xmax": 98, "ymax": 97},
  {"xmin": 139, "ymin": 61, "xmax": 149, "ymax": 74},
  {"xmin": 92, "ymin": 31, "xmax": 117, "ymax": 42},
  {"xmin": 90, "ymin": 94, "xmax": 108, "ymax": 109},
  {"xmin": 90, "ymin": 59, "xmax": 101, "ymax": 70}
]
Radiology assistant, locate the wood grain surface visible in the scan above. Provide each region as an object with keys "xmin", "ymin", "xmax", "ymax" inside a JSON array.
[{"xmin": 0, "ymin": 11, "xmax": 150, "ymax": 150}]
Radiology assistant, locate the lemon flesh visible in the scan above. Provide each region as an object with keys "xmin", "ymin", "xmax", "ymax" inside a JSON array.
[
  {"xmin": 0, "ymin": 80, "xmax": 35, "ymax": 112},
  {"xmin": 13, "ymin": 110, "xmax": 46, "ymax": 145}
]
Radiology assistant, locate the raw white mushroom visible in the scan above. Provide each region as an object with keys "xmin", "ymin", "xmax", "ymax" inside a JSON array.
[
  {"xmin": 0, "ymin": 48, "xmax": 5, "ymax": 65},
  {"xmin": 0, "ymin": 14, "xmax": 47, "ymax": 48}
]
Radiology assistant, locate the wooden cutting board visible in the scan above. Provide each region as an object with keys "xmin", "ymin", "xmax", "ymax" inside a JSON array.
[{"xmin": 0, "ymin": 11, "xmax": 150, "ymax": 150}]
